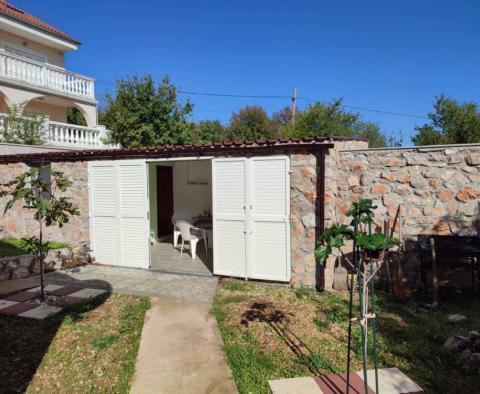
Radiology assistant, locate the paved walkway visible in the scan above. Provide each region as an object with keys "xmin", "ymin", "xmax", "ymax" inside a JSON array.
[
  {"xmin": 45, "ymin": 265, "xmax": 219, "ymax": 303},
  {"xmin": 130, "ymin": 297, "xmax": 237, "ymax": 394},
  {"xmin": 1, "ymin": 265, "xmax": 236, "ymax": 392}
]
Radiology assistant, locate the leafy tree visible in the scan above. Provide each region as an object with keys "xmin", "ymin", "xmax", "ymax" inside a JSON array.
[
  {"xmin": 227, "ymin": 105, "xmax": 275, "ymax": 140},
  {"xmin": 412, "ymin": 95, "xmax": 480, "ymax": 145},
  {"xmin": 0, "ymin": 167, "xmax": 79, "ymax": 300},
  {"xmin": 280, "ymin": 99, "xmax": 388, "ymax": 147},
  {"xmin": 67, "ymin": 107, "xmax": 87, "ymax": 126},
  {"xmin": 191, "ymin": 120, "xmax": 226, "ymax": 143},
  {"xmin": 2, "ymin": 104, "xmax": 46, "ymax": 145},
  {"xmin": 315, "ymin": 199, "xmax": 399, "ymax": 266},
  {"xmin": 271, "ymin": 106, "xmax": 293, "ymax": 133},
  {"xmin": 101, "ymin": 74, "xmax": 193, "ymax": 147}
]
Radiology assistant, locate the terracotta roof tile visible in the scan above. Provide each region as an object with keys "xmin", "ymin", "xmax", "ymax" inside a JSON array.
[
  {"xmin": 0, "ymin": 136, "xmax": 367, "ymax": 164},
  {"xmin": 0, "ymin": 1, "xmax": 80, "ymax": 44}
]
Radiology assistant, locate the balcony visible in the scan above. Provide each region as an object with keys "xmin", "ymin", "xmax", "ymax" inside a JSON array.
[
  {"xmin": 0, "ymin": 51, "xmax": 95, "ymax": 100},
  {"xmin": 0, "ymin": 113, "xmax": 111, "ymax": 148}
]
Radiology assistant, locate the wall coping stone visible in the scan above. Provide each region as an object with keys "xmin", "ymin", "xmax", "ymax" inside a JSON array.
[{"xmin": 339, "ymin": 142, "xmax": 480, "ymax": 153}]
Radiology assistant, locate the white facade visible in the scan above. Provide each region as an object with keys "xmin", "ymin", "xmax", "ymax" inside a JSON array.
[{"xmin": 0, "ymin": 5, "xmax": 109, "ymax": 148}]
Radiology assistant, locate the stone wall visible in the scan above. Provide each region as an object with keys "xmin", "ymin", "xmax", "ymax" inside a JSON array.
[
  {"xmin": 0, "ymin": 244, "xmax": 91, "ymax": 280},
  {"xmin": 289, "ymin": 139, "xmax": 369, "ymax": 289},
  {"xmin": 290, "ymin": 152, "xmax": 319, "ymax": 288},
  {"xmin": 327, "ymin": 144, "xmax": 480, "ymax": 286},
  {"xmin": 0, "ymin": 161, "xmax": 90, "ymax": 246}
]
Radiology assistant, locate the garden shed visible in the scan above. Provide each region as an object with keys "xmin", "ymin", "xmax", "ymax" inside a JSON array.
[
  {"xmin": 3, "ymin": 138, "xmax": 478, "ymax": 290},
  {"xmin": 0, "ymin": 137, "xmax": 363, "ymax": 288}
]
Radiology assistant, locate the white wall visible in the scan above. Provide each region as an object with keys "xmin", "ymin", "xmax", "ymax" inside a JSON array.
[
  {"xmin": 172, "ymin": 160, "xmax": 212, "ymax": 216},
  {"xmin": 0, "ymin": 30, "xmax": 65, "ymax": 67}
]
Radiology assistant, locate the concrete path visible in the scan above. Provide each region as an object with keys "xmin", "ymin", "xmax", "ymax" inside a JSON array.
[
  {"xmin": 130, "ymin": 297, "xmax": 237, "ymax": 394},
  {"xmin": 44, "ymin": 265, "xmax": 219, "ymax": 302},
  {"xmin": 1, "ymin": 265, "xmax": 236, "ymax": 392}
]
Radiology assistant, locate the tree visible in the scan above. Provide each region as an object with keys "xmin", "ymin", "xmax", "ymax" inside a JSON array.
[
  {"xmin": 0, "ymin": 167, "xmax": 79, "ymax": 300},
  {"xmin": 227, "ymin": 105, "xmax": 275, "ymax": 140},
  {"xmin": 316, "ymin": 199, "xmax": 399, "ymax": 392},
  {"xmin": 280, "ymin": 99, "xmax": 388, "ymax": 148},
  {"xmin": 412, "ymin": 95, "xmax": 480, "ymax": 145},
  {"xmin": 67, "ymin": 107, "xmax": 87, "ymax": 126},
  {"xmin": 101, "ymin": 74, "xmax": 193, "ymax": 147},
  {"xmin": 2, "ymin": 104, "xmax": 46, "ymax": 145},
  {"xmin": 191, "ymin": 120, "xmax": 226, "ymax": 143},
  {"xmin": 271, "ymin": 106, "xmax": 293, "ymax": 133}
]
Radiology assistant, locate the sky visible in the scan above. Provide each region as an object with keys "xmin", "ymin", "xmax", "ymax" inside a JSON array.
[{"xmin": 13, "ymin": 0, "xmax": 480, "ymax": 144}]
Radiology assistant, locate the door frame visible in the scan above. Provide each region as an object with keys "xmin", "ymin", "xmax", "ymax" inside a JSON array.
[{"xmin": 146, "ymin": 157, "xmax": 214, "ymax": 270}]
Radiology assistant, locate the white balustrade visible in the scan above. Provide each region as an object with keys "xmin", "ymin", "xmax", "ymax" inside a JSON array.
[
  {"xmin": 0, "ymin": 113, "xmax": 110, "ymax": 148},
  {"xmin": 0, "ymin": 51, "xmax": 94, "ymax": 99},
  {"xmin": 48, "ymin": 121, "xmax": 102, "ymax": 147}
]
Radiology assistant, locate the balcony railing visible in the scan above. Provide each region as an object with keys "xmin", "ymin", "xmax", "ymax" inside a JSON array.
[
  {"xmin": 0, "ymin": 113, "xmax": 111, "ymax": 148},
  {"xmin": 0, "ymin": 51, "xmax": 95, "ymax": 99}
]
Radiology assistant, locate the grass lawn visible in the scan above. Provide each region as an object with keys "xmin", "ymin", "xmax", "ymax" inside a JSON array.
[
  {"xmin": 0, "ymin": 237, "xmax": 67, "ymax": 258},
  {"xmin": 214, "ymin": 279, "xmax": 480, "ymax": 394},
  {"xmin": 0, "ymin": 293, "xmax": 149, "ymax": 393}
]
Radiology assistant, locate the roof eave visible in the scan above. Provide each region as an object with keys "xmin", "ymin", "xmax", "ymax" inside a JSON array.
[{"xmin": 0, "ymin": 11, "xmax": 81, "ymax": 47}]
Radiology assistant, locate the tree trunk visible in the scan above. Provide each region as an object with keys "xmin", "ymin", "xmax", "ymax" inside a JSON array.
[{"xmin": 39, "ymin": 218, "xmax": 45, "ymax": 300}]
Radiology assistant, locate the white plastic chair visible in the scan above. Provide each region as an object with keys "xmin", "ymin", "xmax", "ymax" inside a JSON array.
[
  {"xmin": 150, "ymin": 230, "xmax": 157, "ymax": 246},
  {"xmin": 176, "ymin": 220, "xmax": 208, "ymax": 260},
  {"xmin": 171, "ymin": 211, "xmax": 193, "ymax": 247}
]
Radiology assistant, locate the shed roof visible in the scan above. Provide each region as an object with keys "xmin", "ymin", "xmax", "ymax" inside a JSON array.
[
  {"xmin": 0, "ymin": 1, "xmax": 80, "ymax": 45},
  {"xmin": 0, "ymin": 136, "xmax": 366, "ymax": 164}
]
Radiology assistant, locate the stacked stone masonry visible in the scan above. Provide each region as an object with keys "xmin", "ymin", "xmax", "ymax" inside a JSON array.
[
  {"xmin": 0, "ymin": 161, "xmax": 90, "ymax": 246},
  {"xmin": 327, "ymin": 144, "xmax": 480, "ymax": 288},
  {"xmin": 1, "ymin": 141, "xmax": 477, "ymax": 290}
]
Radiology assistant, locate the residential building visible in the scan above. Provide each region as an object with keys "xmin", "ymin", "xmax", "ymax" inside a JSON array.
[{"xmin": 0, "ymin": 0, "xmax": 108, "ymax": 149}]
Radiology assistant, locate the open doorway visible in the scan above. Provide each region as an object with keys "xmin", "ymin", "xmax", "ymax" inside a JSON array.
[{"xmin": 148, "ymin": 159, "xmax": 213, "ymax": 276}]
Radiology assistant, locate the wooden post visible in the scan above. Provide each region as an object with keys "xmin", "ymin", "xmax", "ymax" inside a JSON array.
[{"xmin": 291, "ymin": 87, "xmax": 297, "ymax": 124}]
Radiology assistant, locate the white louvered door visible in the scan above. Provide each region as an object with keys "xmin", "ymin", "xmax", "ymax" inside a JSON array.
[
  {"xmin": 249, "ymin": 157, "xmax": 290, "ymax": 281},
  {"xmin": 89, "ymin": 160, "xmax": 149, "ymax": 268},
  {"xmin": 212, "ymin": 158, "xmax": 248, "ymax": 277},
  {"xmin": 118, "ymin": 161, "xmax": 149, "ymax": 268},
  {"xmin": 89, "ymin": 162, "xmax": 119, "ymax": 265},
  {"xmin": 212, "ymin": 156, "xmax": 290, "ymax": 281}
]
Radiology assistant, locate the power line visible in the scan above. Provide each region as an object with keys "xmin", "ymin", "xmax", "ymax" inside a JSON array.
[
  {"xmin": 93, "ymin": 80, "xmax": 428, "ymax": 120},
  {"xmin": 296, "ymin": 96, "xmax": 427, "ymax": 119},
  {"xmin": 178, "ymin": 90, "xmax": 290, "ymax": 100}
]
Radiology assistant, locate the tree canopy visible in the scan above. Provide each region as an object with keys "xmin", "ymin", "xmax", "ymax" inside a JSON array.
[
  {"xmin": 279, "ymin": 99, "xmax": 388, "ymax": 147},
  {"xmin": 100, "ymin": 74, "xmax": 397, "ymax": 148},
  {"xmin": 226, "ymin": 105, "xmax": 275, "ymax": 141},
  {"xmin": 101, "ymin": 75, "xmax": 193, "ymax": 147},
  {"xmin": 412, "ymin": 96, "xmax": 480, "ymax": 146},
  {"xmin": 191, "ymin": 120, "xmax": 226, "ymax": 143}
]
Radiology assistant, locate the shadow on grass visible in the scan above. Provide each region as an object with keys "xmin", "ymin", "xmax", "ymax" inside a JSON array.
[
  {"xmin": 241, "ymin": 301, "xmax": 338, "ymax": 375},
  {"xmin": 0, "ymin": 272, "xmax": 112, "ymax": 394},
  {"xmin": 374, "ymin": 290, "xmax": 480, "ymax": 394}
]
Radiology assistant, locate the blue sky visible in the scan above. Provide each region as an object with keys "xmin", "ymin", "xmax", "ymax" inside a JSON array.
[{"xmin": 14, "ymin": 0, "xmax": 480, "ymax": 144}]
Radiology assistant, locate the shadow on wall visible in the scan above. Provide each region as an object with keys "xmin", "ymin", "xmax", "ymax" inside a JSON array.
[{"xmin": 0, "ymin": 273, "xmax": 112, "ymax": 393}]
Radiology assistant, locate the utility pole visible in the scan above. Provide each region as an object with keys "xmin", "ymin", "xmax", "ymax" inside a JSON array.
[{"xmin": 291, "ymin": 87, "xmax": 297, "ymax": 124}]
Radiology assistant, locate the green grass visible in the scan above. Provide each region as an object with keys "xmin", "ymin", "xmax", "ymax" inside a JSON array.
[
  {"xmin": 0, "ymin": 237, "xmax": 67, "ymax": 258},
  {"xmin": 0, "ymin": 293, "xmax": 150, "ymax": 393},
  {"xmin": 214, "ymin": 279, "xmax": 480, "ymax": 394}
]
